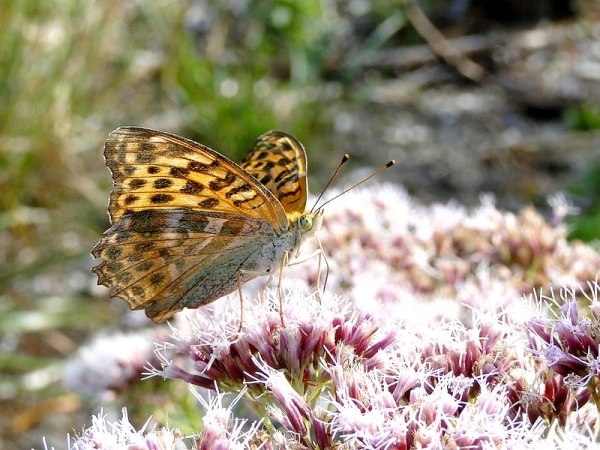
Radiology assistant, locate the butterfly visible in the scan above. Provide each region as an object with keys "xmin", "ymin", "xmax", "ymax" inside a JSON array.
[{"xmin": 92, "ymin": 127, "xmax": 323, "ymax": 323}]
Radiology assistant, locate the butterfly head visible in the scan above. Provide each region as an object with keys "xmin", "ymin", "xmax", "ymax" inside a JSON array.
[{"xmin": 296, "ymin": 208, "xmax": 324, "ymax": 247}]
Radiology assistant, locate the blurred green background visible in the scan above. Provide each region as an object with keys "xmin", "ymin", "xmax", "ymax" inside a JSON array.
[{"xmin": 1, "ymin": 0, "xmax": 600, "ymax": 448}]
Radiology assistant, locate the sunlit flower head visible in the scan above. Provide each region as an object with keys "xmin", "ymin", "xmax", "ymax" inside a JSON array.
[
  {"xmin": 153, "ymin": 291, "xmax": 398, "ymax": 390},
  {"xmin": 68, "ymin": 408, "xmax": 186, "ymax": 450}
]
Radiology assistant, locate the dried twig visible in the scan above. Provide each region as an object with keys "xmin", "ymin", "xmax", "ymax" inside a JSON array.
[{"xmin": 404, "ymin": 1, "xmax": 486, "ymax": 82}]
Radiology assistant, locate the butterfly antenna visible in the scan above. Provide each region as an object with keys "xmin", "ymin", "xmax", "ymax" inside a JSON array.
[
  {"xmin": 311, "ymin": 154, "xmax": 350, "ymax": 212},
  {"xmin": 317, "ymin": 160, "xmax": 395, "ymax": 210}
]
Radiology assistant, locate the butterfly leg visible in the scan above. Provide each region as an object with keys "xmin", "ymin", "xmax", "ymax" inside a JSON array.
[
  {"xmin": 260, "ymin": 272, "xmax": 275, "ymax": 304},
  {"xmin": 315, "ymin": 249, "xmax": 324, "ymax": 303},
  {"xmin": 288, "ymin": 237, "xmax": 329, "ymax": 302},
  {"xmin": 235, "ymin": 267, "xmax": 276, "ymax": 330},
  {"xmin": 237, "ymin": 272, "xmax": 245, "ymax": 333},
  {"xmin": 277, "ymin": 251, "xmax": 289, "ymax": 327}
]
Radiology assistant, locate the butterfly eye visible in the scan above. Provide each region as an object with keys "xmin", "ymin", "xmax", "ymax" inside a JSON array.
[{"xmin": 299, "ymin": 214, "xmax": 313, "ymax": 231}]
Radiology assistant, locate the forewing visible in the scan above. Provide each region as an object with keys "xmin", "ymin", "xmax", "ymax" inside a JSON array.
[
  {"xmin": 240, "ymin": 131, "xmax": 308, "ymax": 220},
  {"xmin": 104, "ymin": 127, "xmax": 288, "ymax": 231},
  {"xmin": 92, "ymin": 210, "xmax": 269, "ymax": 322}
]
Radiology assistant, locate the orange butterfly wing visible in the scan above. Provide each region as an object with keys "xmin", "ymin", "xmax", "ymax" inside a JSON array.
[
  {"xmin": 92, "ymin": 127, "xmax": 298, "ymax": 322},
  {"xmin": 102, "ymin": 127, "xmax": 288, "ymax": 228},
  {"xmin": 241, "ymin": 131, "xmax": 308, "ymax": 223}
]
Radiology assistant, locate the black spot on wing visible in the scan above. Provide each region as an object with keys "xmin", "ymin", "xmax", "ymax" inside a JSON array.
[
  {"xmin": 124, "ymin": 166, "xmax": 136, "ymax": 176},
  {"xmin": 136, "ymin": 153, "xmax": 156, "ymax": 163},
  {"xmin": 170, "ymin": 167, "xmax": 189, "ymax": 178},
  {"xmin": 225, "ymin": 183, "xmax": 252, "ymax": 198},
  {"xmin": 154, "ymin": 178, "xmax": 173, "ymax": 189},
  {"xmin": 124, "ymin": 195, "xmax": 139, "ymax": 205},
  {"xmin": 129, "ymin": 179, "xmax": 146, "ymax": 189},
  {"xmin": 277, "ymin": 185, "xmax": 301, "ymax": 200},
  {"xmin": 140, "ymin": 142, "xmax": 157, "ymax": 152},
  {"xmin": 135, "ymin": 261, "xmax": 154, "ymax": 272},
  {"xmin": 189, "ymin": 160, "xmax": 219, "ymax": 173},
  {"xmin": 199, "ymin": 198, "xmax": 219, "ymax": 208},
  {"xmin": 209, "ymin": 172, "xmax": 236, "ymax": 191},
  {"xmin": 149, "ymin": 272, "xmax": 165, "ymax": 286},
  {"xmin": 233, "ymin": 196, "xmax": 262, "ymax": 209},
  {"xmin": 106, "ymin": 262, "xmax": 123, "ymax": 273},
  {"xmin": 131, "ymin": 285, "xmax": 144, "ymax": 296},
  {"xmin": 134, "ymin": 242, "xmax": 156, "ymax": 252},
  {"xmin": 180, "ymin": 180, "xmax": 203, "ymax": 194},
  {"xmin": 116, "ymin": 271, "xmax": 132, "ymax": 284},
  {"xmin": 105, "ymin": 247, "xmax": 122, "ymax": 260},
  {"xmin": 150, "ymin": 193, "xmax": 173, "ymax": 204}
]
